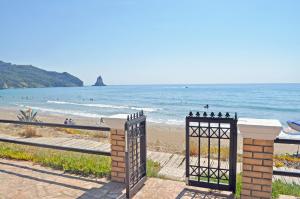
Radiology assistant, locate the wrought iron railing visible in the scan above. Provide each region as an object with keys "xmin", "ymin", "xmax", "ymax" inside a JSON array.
[{"xmin": 0, "ymin": 119, "xmax": 111, "ymax": 156}]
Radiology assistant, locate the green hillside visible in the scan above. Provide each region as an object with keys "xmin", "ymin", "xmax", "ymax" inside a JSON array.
[{"xmin": 0, "ymin": 61, "xmax": 83, "ymax": 89}]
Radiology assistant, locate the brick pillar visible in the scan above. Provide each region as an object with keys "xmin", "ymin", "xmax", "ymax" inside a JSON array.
[
  {"xmin": 238, "ymin": 118, "xmax": 282, "ymax": 199},
  {"xmin": 111, "ymin": 128, "xmax": 126, "ymax": 183},
  {"xmin": 242, "ymin": 138, "xmax": 274, "ymax": 198}
]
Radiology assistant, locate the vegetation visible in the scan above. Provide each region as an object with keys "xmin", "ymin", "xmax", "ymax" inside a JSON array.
[
  {"xmin": 17, "ymin": 108, "xmax": 39, "ymax": 122},
  {"xmin": 19, "ymin": 126, "xmax": 39, "ymax": 138},
  {"xmin": 0, "ymin": 143, "xmax": 111, "ymax": 177},
  {"xmin": 274, "ymin": 154, "xmax": 300, "ymax": 166},
  {"xmin": 235, "ymin": 174, "xmax": 242, "ymax": 198},
  {"xmin": 0, "ymin": 60, "xmax": 83, "ymax": 89},
  {"xmin": 147, "ymin": 159, "xmax": 161, "ymax": 178},
  {"xmin": 16, "ymin": 109, "xmax": 41, "ymax": 137},
  {"xmin": 272, "ymin": 180, "xmax": 300, "ymax": 198},
  {"xmin": 189, "ymin": 141, "xmax": 230, "ymax": 161},
  {"xmin": 0, "ymin": 143, "xmax": 161, "ymax": 179},
  {"xmin": 235, "ymin": 173, "xmax": 300, "ymax": 199}
]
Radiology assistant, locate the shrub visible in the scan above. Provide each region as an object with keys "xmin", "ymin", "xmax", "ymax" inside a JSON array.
[
  {"xmin": 19, "ymin": 126, "xmax": 39, "ymax": 138},
  {"xmin": 17, "ymin": 108, "xmax": 40, "ymax": 122},
  {"xmin": 147, "ymin": 159, "xmax": 161, "ymax": 178}
]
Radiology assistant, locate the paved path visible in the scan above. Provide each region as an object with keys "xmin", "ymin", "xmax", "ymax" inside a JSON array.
[
  {"xmin": 134, "ymin": 178, "xmax": 234, "ymax": 199},
  {"xmin": 0, "ymin": 158, "xmax": 125, "ymax": 199},
  {"xmin": 0, "ymin": 159, "xmax": 298, "ymax": 199},
  {"xmin": 0, "ymin": 159, "xmax": 235, "ymax": 199}
]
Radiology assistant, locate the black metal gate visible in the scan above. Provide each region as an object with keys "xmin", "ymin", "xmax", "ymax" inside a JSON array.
[
  {"xmin": 186, "ymin": 112, "xmax": 237, "ymax": 192},
  {"xmin": 125, "ymin": 111, "xmax": 147, "ymax": 199}
]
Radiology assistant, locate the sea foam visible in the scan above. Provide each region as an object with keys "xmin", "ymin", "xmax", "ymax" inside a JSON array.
[{"xmin": 47, "ymin": 100, "xmax": 158, "ymax": 112}]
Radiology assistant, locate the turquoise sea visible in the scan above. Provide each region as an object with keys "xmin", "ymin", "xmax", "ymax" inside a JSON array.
[{"xmin": 0, "ymin": 84, "xmax": 299, "ymax": 125}]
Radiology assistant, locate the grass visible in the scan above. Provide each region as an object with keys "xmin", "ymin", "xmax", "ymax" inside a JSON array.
[
  {"xmin": 0, "ymin": 143, "xmax": 162, "ymax": 179},
  {"xmin": 235, "ymin": 173, "xmax": 242, "ymax": 198},
  {"xmin": 235, "ymin": 173, "xmax": 300, "ymax": 199},
  {"xmin": 272, "ymin": 180, "xmax": 300, "ymax": 198},
  {"xmin": 147, "ymin": 159, "xmax": 161, "ymax": 178},
  {"xmin": 0, "ymin": 143, "xmax": 111, "ymax": 177}
]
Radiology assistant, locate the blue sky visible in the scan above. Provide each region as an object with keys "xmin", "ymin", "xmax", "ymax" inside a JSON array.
[{"xmin": 0, "ymin": 0, "xmax": 299, "ymax": 85}]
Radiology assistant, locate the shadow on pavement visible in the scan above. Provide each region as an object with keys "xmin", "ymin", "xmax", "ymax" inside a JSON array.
[
  {"xmin": 77, "ymin": 181, "xmax": 126, "ymax": 199},
  {"xmin": 176, "ymin": 188, "xmax": 234, "ymax": 199}
]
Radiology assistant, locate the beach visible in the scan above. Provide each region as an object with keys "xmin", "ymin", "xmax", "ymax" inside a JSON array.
[{"xmin": 0, "ymin": 106, "xmax": 298, "ymax": 156}]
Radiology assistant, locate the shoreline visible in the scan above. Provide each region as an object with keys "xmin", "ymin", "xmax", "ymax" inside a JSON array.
[{"xmin": 0, "ymin": 106, "xmax": 298, "ymax": 155}]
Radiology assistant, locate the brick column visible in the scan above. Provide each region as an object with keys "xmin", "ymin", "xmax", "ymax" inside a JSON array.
[
  {"xmin": 110, "ymin": 128, "xmax": 126, "ymax": 183},
  {"xmin": 238, "ymin": 119, "xmax": 282, "ymax": 199},
  {"xmin": 102, "ymin": 118, "xmax": 127, "ymax": 183},
  {"xmin": 242, "ymin": 138, "xmax": 274, "ymax": 198}
]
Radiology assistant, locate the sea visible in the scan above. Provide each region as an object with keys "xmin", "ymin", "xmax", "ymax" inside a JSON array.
[{"xmin": 0, "ymin": 84, "xmax": 299, "ymax": 126}]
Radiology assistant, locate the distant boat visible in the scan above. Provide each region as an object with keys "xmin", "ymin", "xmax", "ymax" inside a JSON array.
[{"xmin": 287, "ymin": 120, "xmax": 300, "ymax": 132}]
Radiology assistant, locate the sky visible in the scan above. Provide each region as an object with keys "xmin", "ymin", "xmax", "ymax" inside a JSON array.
[{"xmin": 0, "ymin": 0, "xmax": 299, "ymax": 85}]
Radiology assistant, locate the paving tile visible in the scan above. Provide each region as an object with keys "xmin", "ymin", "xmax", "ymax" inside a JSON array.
[{"xmin": 0, "ymin": 159, "xmax": 125, "ymax": 199}]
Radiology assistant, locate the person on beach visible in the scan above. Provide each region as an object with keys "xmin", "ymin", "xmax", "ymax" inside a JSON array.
[
  {"xmin": 64, "ymin": 118, "xmax": 68, "ymax": 125},
  {"xmin": 69, "ymin": 119, "xmax": 74, "ymax": 125}
]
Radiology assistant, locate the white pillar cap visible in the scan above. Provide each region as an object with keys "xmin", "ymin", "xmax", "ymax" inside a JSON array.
[{"xmin": 238, "ymin": 118, "xmax": 282, "ymax": 140}]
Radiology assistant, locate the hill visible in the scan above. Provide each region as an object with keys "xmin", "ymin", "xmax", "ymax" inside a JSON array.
[{"xmin": 0, "ymin": 61, "xmax": 83, "ymax": 89}]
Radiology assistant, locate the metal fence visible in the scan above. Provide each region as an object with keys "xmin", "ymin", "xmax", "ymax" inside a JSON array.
[
  {"xmin": 274, "ymin": 138, "xmax": 300, "ymax": 178},
  {"xmin": 0, "ymin": 119, "xmax": 111, "ymax": 156}
]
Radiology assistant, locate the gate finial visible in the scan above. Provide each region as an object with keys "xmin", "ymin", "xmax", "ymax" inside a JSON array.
[
  {"xmin": 218, "ymin": 112, "xmax": 222, "ymax": 118},
  {"xmin": 225, "ymin": 112, "xmax": 230, "ymax": 118}
]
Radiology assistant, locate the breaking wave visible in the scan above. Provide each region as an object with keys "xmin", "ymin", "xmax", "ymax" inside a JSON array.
[{"xmin": 47, "ymin": 100, "xmax": 158, "ymax": 112}]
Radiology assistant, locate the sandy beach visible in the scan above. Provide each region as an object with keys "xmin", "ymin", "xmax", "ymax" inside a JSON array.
[{"xmin": 0, "ymin": 106, "xmax": 298, "ymax": 155}]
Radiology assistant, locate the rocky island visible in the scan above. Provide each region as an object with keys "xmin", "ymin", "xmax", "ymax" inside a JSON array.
[
  {"xmin": 0, "ymin": 60, "xmax": 83, "ymax": 89},
  {"xmin": 93, "ymin": 75, "xmax": 106, "ymax": 86}
]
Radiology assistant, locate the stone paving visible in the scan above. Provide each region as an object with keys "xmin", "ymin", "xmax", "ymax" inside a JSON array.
[
  {"xmin": 0, "ymin": 158, "xmax": 125, "ymax": 199},
  {"xmin": 134, "ymin": 178, "xmax": 234, "ymax": 199},
  {"xmin": 0, "ymin": 158, "xmax": 298, "ymax": 199}
]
